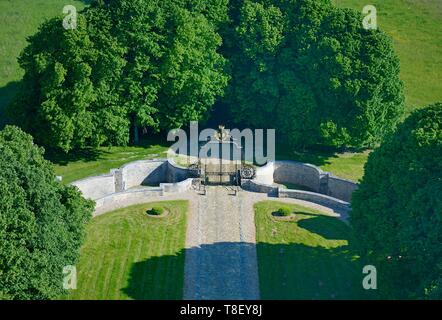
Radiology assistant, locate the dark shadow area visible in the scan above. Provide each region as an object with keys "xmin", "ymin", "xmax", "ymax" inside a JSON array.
[
  {"xmin": 121, "ymin": 241, "xmax": 378, "ymax": 300},
  {"xmin": 297, "ymin": 215, "xmax": 352, "ymax": 241},
  {"xmin": 256, "ymin": 242, "xmax": 376, "ymax": 300},
  {"xmin": 0, "ymin": 81, "xmax": 20, "ymax": 129},
  {"xmin": 122, "ymin": 251, "xmax": 185, "ymax": 300},
  {"xmin": 45, "ymin": 147, "xmax": 104, "ymax": 165}
]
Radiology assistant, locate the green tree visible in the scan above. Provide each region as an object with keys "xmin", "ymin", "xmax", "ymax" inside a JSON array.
[
  {"xmin": 0, "ymin": 126, "xmax": 94, "ymax": 299},
  {"xmin": 10, "ymin": 0, "xmax": 228, "ymax": 152},
  {"xmin": 351, "ymin": 103, "xmax": 442, "ymax": 299},
  {"xmin": 223, "ymin": 0, "xmax": 404, "ymax": 148}
]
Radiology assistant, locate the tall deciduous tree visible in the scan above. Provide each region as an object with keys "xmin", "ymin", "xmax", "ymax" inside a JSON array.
[
  {"xmin": 10, "ymin": 0, "xmax": 229, "ymax": 152},
  {"xmin": 223, "ymin": 0, "xmax": 404, "ymax": 148},
  {"xmin": 0, "ymin": 126, "xmax": 94, "ymax": 299},
  {"xmin": 351, "ymin": 103, "xmax": 442, "ymax": 299}
]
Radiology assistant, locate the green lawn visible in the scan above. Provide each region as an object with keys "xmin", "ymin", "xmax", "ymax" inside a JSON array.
[
  {"xmin": 64, "ymin": 200, "xmax": 188, "ymax": 300},
  {"xmin": 255, "ymin": 201, "xmax": 376, "ymax": 299},
  {"xmin": 277, "ymin": 147, "xmax": 370, "ymax": 182},
  {"xmin": 51, "ymin": 140, "xmax": 169, "ymax": 184},
  {"xmin": 333, "ymin": 0, "xmax": 442, "ymax": 112}
]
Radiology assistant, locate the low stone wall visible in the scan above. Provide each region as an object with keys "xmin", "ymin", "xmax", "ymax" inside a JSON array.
[
  {"xmin": 160, "ymin": 178, "xmax": 194, "ymax": 193},
  {"xmin": 71, "ymin": 174, "xmax": 115, "ymax": 200},
  {"xmin": 249, "ymin": 160, "xmax": 358, "ymax": 202},
  {"xmin": 327, "ymin": 176, "xmax": 358, "ymax": 202},
  {"xmin": 94, "ymin": 187, "xmax": 163, "ymax": 217},
  {"xmin": 279, "ymin": 189, "xmax": 350, "ymax": 211},
  {"xmin": 254, "ymin": 162, "xmax": 275, "ymax": 185},
  {"xmin": 241, "ymin": 179, "xmax": 278, "ymax": 195},
  {"xmin": 71, "ymin": 159, "xmax": 192, "ymax": 201},
  {"xmin": 273, "ymin": 161, "xmax": 323, "ymax": 192},
  {"xmin": 71, "ymin": 157, "xmax": 357, "ymax": 215},
  {"xmin": 121, "ymin": 160, "xmax": 167, "ymax": 189}
]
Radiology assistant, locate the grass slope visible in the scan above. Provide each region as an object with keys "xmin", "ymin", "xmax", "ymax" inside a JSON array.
[
  {"xmin": 64, "ymin": 201, "xmax": 188, "ymax": 300},
  {"xmin": 255, "ymin": 201, "xmax": 376, "ymax": 299},
  {"xmin": 333, "ymin": 0, "xmax": 442, "ymax": 112},
  {"xmin": 51, "ymin": 139, "xmax": 169, "ymax": 184}
]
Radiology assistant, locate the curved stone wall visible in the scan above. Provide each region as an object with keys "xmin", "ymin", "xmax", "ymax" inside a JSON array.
[
  {"xmin": 70, "ymin": 158, "xmax": 357, "ymax": 215},
  {"xmin": 273, "ymin": 161, "xmax": 324, "ymax": 192},
  {"xmin": 243, "ymin": 160, "xmax": 358, "ymax": 203},
  {"xmin": 327, "ymin": 176, "xmax": 358, "ymax": 202},
  {"xmin": 120, "ymin": 160, "xmax": 167, "ymax": 189},
  {"xmin": 70, "ymin": 174, "xmax": 116, "ymax": 201},
  {"xmin": 94, "ymin": 187, "xmax": 164, "ymax": 216},
  {"xmin": 278, "ymin": 189, "xmax": 350, "ymax": 212},
  {"xmin": 71, "ymin": 159, "xmax": 191, "ymax": 201}
]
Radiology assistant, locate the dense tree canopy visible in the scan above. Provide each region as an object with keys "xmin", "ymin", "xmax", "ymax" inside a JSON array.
[
  {"xmin": 0, "ymin": 126, "xmax": 94, "ymax": 299},
  {"xmin": 222, "ymin": 0, "xmax": 404, "ymax": 148},
  {"xmin": 9, "ymin": 0, "xmax": 405, "ymax": 152},
  {"xmin": 351, "ymin": 103, "xmax": 442, "ymax": 299},
  {"xmin": 10, "ymin": 0, "xmax": 229, "ymax": 152}
]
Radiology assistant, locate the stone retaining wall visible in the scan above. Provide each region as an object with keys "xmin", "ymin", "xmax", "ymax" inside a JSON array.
[
  {"xmin": 278, "ymin": 189, "xmax": 350, "ymax": 211},
  {"xmin": 71, "ymin": 159, "xmax": 190, "ymax": 200},
  {"xmin": 70, "ymin": 158, "xmax": 357, "ymax": 215},
  {"xmin": 94, "ymin": 187, "xmax": 163, "ymax": 216},
  {"xmin": 70, "ymin": 174, "xmax": 116, "ymax": 200},
  {"xmin": 250, "ymin": 161, "xmax": 358, "ymax": 202}
]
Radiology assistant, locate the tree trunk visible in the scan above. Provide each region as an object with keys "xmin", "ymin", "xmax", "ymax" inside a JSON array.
[{"xmin": 133, "ymin": 124, "xmax": 139, "ymax": 145}]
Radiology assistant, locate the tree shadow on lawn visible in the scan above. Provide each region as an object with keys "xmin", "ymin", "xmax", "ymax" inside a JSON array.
[
  {"xmin": 121, "ymin": 242, "xmax": 376, "ymax": 300},
  {"xmin": 45, "ymin": 147, "xmax": 104, "ymax": 165},
  {"xmin": 297, "ymin": 214, "xmax": 351, "ymax": 241},
  {"xmin": 256, "ymin": 242, "xmax": 376, "ymax": 300},
  {"xmin": 0, "ymin": 81, "xmax": 21, "ymax": 129}
]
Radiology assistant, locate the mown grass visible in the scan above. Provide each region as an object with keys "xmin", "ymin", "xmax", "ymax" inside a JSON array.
[
  {"xmin": 63, "ymin": 200, "xmax": 188, "ymax": 300},
  {"xmin": 255, "ymin": 201, "xmax": 377, "ymax": 299},
  {"xmin": 50, "ymin": 137, "xmax": 169, "ymax": 184},
  {"xmin": 333, "ymin": 0, "xmax": 442, "ymax": 112},
  {"xmin": 277, "ymin": 147, "xmax": 371, "ymax": 182}
]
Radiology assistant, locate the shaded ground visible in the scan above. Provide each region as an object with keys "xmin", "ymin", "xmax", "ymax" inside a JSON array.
[{"xmin": 255, "ymin": 201, "xmax": 377, "ymax": 299}]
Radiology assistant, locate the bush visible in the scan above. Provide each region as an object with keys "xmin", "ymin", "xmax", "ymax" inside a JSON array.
[
  {"xmin": 351, "ymin": 103, "xmax": 442, "ymax": 299},
  {"xmin": 277, "ymin": 207, "xmax": 292, "ymax": 217},
  {"xmin": 147, "ymin": 206, "xmax": 165, "ymax": 216}
]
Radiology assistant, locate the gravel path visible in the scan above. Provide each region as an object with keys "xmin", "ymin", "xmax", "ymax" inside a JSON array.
[{"xmin": 183, "ymin": 186, "xmax": 260, "ymax": 300}]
